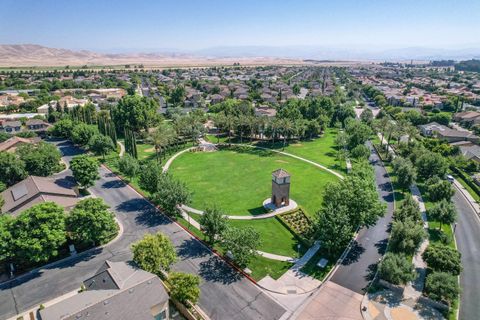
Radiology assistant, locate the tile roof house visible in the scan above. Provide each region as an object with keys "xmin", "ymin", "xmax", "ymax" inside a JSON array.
[
  {"xmin": 1, "ymin": 176, "xmax": 79, "ymax": 216},
  {"xmin": 418, "ymin": 122, "xmax": 480, "ymax": 143},
  {"xmin": 0, "ymin": 136, "xmax": 38, "ymax": 153},
  {"xmin": 454, "ymin": 111, "xmax": 480, "ymax": 126},
  {"xmin": 26, "ymin": 119, "xmax": 50, "ymax": 132},
  {"xmin": 0, "ymin": 120, "xmax": 22, "ymax": 133},
  {"xmin": 40, "ymin": 260, "xmax": 170, "ymax": 320}
]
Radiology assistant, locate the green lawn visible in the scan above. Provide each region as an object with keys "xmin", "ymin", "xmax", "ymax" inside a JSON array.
[
  {"xmin": 136, "ymin": 143, "xmax": 156, "ymax": 160},
  {"xmin": 188, "ymin": 212, "xmax": 304, "ymax": 257},
  {"xmin": 300, "ymin": 248, "xmax": 335, "ymax": 280},
  {"xmin": 250, "ymin": 256, "xmax": 293, "ymax": 281},
  {"xmin": 170, "ymin": 147, "xmax": 338, "ymax": 218},
  {"xmin": 282, "ymin": 128, "xmax": 345, "ymax": 174}
]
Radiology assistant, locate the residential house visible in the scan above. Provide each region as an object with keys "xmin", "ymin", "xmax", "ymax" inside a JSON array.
[
  {"xmin": 40, "ymin": 260, "xmax": 170, "ymax": 320},
  {"xmin": 454, "ymin": 111, "xmax": 480, "ymax": 126},
  {"xmin": 255, "ymin": 105, "xmax": 277, "ymax": 117},
  {"xmin": 1, "ymin": 176, "xmax": 79, "ymax": 216},
  {"xmin": 0, "ymin": 136, "xmax": 38, "ymax": 153},
  {"xmin": 26, "ymin": 119, "xmax": 50, "ymax": 132},
  {"xmin": 0, "ymin": 120, "xmax": 22, "ymax": 133},
  {"xmin": 418, "ymin": 122, "xmax": 480, "ymax": 143}
]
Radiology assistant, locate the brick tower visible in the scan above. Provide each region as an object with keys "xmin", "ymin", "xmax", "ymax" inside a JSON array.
[{"xmin": 271, "ymin": 169, "xmax": 290, "ymax": 208}]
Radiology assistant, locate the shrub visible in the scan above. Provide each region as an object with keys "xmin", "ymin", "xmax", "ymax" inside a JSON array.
[
  {"xmin": 378, "ymin": 252, "xmax": 416, "ymax": 285},
  {"xmin": 423, "ymin": 244, "xmax": 461, "ymax": 275},
  {"xmin": 424, "ymin": 272, "xmax": 459, "ymax": 304}
]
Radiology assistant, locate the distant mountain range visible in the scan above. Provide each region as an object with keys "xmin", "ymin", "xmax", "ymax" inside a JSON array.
[{"xmin": 1, "ymin": 44, "xmax": 480, "ymax": 67}]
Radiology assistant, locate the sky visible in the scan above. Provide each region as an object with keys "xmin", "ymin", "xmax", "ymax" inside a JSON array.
[{"xmin": 1, "ymin": 0, "xmax": 480, "ymax": 52}]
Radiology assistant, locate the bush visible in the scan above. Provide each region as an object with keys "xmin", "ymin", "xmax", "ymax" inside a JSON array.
[
  {"xmin": 378, "ymin": 252, "xmax": 416, "ymax": 285},
  {"xmin": 426, "ymin": 177, "xmax": 455, "ymax": 202},
  {"xmin": 389, "ymin": 218, "xmax": 426, "ymax": 255},
  {"xmin": 423, "ymin": 244, "xmax": 461, "ymax": 275},
  {"xmin": 131, "ymin": 232, "xmax": 177, "ymax": 274},
  {"xmin": 168, "ymin": 272, "xmax": 201, "ymax": 305},
  {"xmin": 118, "ymin": 154, "xmax": 139, "ymax": 179},
  {"xmin": 424, "ymin": 272, "xmax": 459, "ymax": 304}
]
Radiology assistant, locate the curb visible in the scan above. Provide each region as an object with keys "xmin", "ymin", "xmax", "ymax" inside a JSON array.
[
  {"xmin": 0, "ymin": 206, "xmax": 124, "ymax": 288},
  {"xmin": 100, "ymin": 164, "xmax": 261, "ymax": 285}
]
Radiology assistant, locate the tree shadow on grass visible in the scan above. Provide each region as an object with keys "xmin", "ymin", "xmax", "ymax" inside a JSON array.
[
  {"xmin": 341, "ymin": 241, "xmax": 365, "ymax": 265},
  {"xmin": 198, "ymin": 256, "xmax": 242, "ymax": 284}
]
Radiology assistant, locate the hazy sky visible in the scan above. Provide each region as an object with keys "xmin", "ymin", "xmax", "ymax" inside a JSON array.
[{"xmin": 1, "ymin": 0, "xmax": 479, "ymax": 51}]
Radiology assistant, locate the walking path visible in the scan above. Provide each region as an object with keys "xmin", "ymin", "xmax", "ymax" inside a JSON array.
[
  {"xmin": 117, "ymin": 141, "xmax": 125, "ymax": 157},
  {"xmin": 258, "ymin": 242, "xmax": 322, "ymax": 295},
  {"xmin": 181, "ymin": 198, "xmax": 298, "ymax": 220},
  {"xmin": 179, "ymin": 208, "xmax": 298, "ymax": 262}
]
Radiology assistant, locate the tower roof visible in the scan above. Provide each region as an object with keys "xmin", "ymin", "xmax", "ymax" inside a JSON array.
[{"xmin": 272, "ymin": 168, "xmax": 290, "ymax": 178}]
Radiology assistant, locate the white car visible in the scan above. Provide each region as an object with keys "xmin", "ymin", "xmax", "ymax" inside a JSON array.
[{"xmin": 446, "ymin": 175, "xmax": 454, "ymax": 183}]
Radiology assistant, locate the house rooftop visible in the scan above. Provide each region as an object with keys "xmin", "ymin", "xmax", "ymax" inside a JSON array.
[
  {"xmin": 1, "ymin": 176, "xmax": 78, "ymax": 215},
  {"xmin": 40, "ymin": 260, "xmax": 169, "ymax": 320}
]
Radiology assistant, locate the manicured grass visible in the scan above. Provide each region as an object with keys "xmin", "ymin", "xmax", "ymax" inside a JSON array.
[
  {"xmin": 282, "ymin": 128, "xmax": 345, "ymax": 174},
  {"xmin": 188, "ymin": 212, "xmax": 304, "ymax": 257},
  {"xmin": 250, "ymin": 256, "xmax": 293, "ymax": 281},
  {"xmin": 452, "ymin": 172, "xmax": 480, "ymax": 203},
  {"xmin": 177, "ymin": 214, "xmax": 294, "ymax": 281},
  {"xmin": 170, "ymin": 147, "xmax": 338, "ymax": 218},
  {"xmin": 300, "ymin": 249, "xmax": 335, "ymax": 281},
  {"xmin": 136, "ymin": 143, "xmax": 156, "ymax": 160}
]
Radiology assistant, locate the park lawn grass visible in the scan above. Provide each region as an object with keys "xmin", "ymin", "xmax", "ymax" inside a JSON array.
[
  {"xmin": 249, "ymin": 256, "xmax": 293, "ymax": 281},
  {"xmin": 188, "ymin": 212, "xmax": 303, "ymax": 257},
  {"xmin": 170, "ymin": 147, "xmax": 337, "ymax": 218},
  {"xmin": 452, "ymin": 172, "xmax": 480, "ymax": 203},
  {"xmin": 136, "ymin": 143, "xmax": 156, "ymax": 161},
  {"xmin": 281, "ymin": 128, "xmax": 345, "ymax": 174},
  {"xmin": 300, "ymin": 248, "xmax": 335, "ymax": 281}
]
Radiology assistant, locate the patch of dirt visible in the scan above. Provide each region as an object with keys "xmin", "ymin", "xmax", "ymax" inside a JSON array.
[
  {"xmin": 144, "ymin": 147, "xmax": 155, "ymax": 153},
  {"xmin": 275, "ymin": 160, "xmax": 289, "ymax": 164},
  {"xmin": 290, "ymin": 143, "xmax": 303, "ymax": 147}
]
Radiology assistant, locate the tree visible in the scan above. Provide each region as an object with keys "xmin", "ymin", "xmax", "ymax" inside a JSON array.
[
  {"xmin": 345, "ymin": 119, "xmax": 372, "ymax": 149},
  {"xmin": 132, "ymin": 232, "xmax": 177, "ymax": 274},
  {"xmin": 423, "ymin": 244, "xmax": 461, "ymax": 275},
  {"xmin": 66, "ymin": 198, "xmax": 118, "ymax": 247},
  {"xmin": 17, "ymin": 142, "xmax": 62, "ymax": 176},
  {"xmin": 0, "ymin": 215, "xmax": 13, "ymax": 261},
  {"xmin": 392, "ymin": 157, "xmax": 417, "ymax": 189},
  {"xmin": 71, "ymin": 123, "xmax": 98, "ymax": 146},
  {"xmin": 360, "ymin": 108, "xmax": 374, "ymax": 125},
  {"xmin": 138, "ymin": 162, "xmax": 163, "ymax": 194},
  {"xmin": 389, "ymin": 218, "xmax": 426, "ymax": 255},
  {"xmin": 378, "ymin": 252, "xmax": 416, "ymax": 285},
  {"xmin": 70, "ymin": 155, "xmax": 99, "ymax": 189},
  {"xmin": 322, "ymin": 164, "xmax": 385, "ymax": 228},
  {"xmin": 151, "ymin": 173, "xmax": 191, "ymax": 217},
  {"xmin": 149, "ymin": 122, "xmax": 177, "ymax": 161},
  {"xmin": 424, "ymin": 272, "xmax": 460, "ymax": 304},
  {"xmin": 315, "ymin": 204, "xmax": 354, "ymax": 255},
  {"xmin": 199, "ymin": 206, "xmax": 228, "ymax": 244},
  {"xmin": 10, "ymin": 202, "xmax": 66, "ymax": 265},
  {"xmin": 428, "ymin": 199, "xmax": 457, "ymax": 230},
  {"xmin": 112, "ymin": 95, "xmax": 161, "ymax": 132},
  {"xmin": 426, "ymin": 177, "xmax": 455, "ymax": 202},
  {"xmin": 88, "ymin": 134, "xmax": 115, "ymax": 159},
  {"xmin": 221, "ymin": 227, "xmax": 261, "ymax": 268},
  {"xmin": 168, "ymin": 272, "xmax": 201, "ymax": 305},
  {"xmin": 118, "ymin": 154, "xmax": 139, "ymax": 179},
  {"xmin": 350, "ymin": 144, "xmax": 370, "ymax": 160},
  {"xmin": 0, "ymin": 151, "xmax": 27, "ymax": 186},
  {"xmin": 48, "ymin": 119, "xmax": 74, "ymax": 138},
  {"xmin": 416, "ymin": 151, "xmax": 448, "ymax": 179},
  {"xmin": 394, "ymin": 194, "xmax": 422, "ymax": 223}
]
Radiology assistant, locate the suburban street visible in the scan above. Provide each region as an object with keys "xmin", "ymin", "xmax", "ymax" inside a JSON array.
[
  {"xmin": 0, "ymin": 141, "xmax": 285, "ymax": 320},
  {"xmin": 329, "ymin": 141, "xmax": 394, "ymax": 293},
  {"xmin": 452, "ymin": 188, "xmax": 480, "ymax": 320}
]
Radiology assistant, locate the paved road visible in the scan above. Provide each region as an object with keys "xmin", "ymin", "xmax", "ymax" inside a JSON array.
[
  {"xmin": 0, "ymin": 141, "xmax": 285, "ymax": 320},
  {"xmin": 451, "ymin": 189, "xmax": 480, "ymax": 320},
  {"xmin": 329, "ymin": 142, "xmax": 394, "ymax": 293}
]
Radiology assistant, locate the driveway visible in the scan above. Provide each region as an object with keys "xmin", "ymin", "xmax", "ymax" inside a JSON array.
[
  {"xmin": 329, "ymin": 142, "xmax": 394, "ymax": 293},
  {"xmin": 451, "ymin": 188, "xmax": 480, "ymax": 319},
  {"xmin": 0, "ymin": 141, "xmax": 285, "ymax": 320}
]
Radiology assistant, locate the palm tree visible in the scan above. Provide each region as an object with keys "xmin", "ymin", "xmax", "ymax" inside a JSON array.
[
  {"xmin": 150, "ymin": 122, "xmax": 176, "ymax": 161},
  {"xmin": 279, "ymin": 118, "xmax": 293, "ymax": 150}
]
